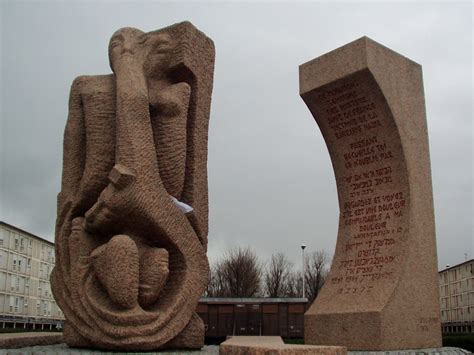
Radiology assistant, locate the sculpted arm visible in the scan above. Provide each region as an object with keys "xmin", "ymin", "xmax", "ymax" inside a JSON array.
[{"xmin": 59, "ymin": 76, "xmax": 86, "ymax": 214}]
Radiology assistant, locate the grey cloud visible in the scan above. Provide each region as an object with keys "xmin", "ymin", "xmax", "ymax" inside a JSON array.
[{"xmin": 0, "ymin": 1, "xmax": 472, "ymax": 269}]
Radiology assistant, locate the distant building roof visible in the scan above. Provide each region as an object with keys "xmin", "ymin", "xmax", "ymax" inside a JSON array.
[
  {"xmin": 439, "ymin": 259, "xmax": 473, "ymax": 273},
  {"xmin": 199, "ymin": 297, "xmax": 308, "ymax": 304},
  {"xmin": 0, "ymin": 221, "xmax": 54, "ymax": 246}
]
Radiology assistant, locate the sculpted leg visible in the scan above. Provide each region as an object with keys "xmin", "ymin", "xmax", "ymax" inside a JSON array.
[
  {"xmin": 84, "ymin": 163, "xmax": 170, "ymax": 310},
  {"xmin": 91, "ymin": 235, "xmax": 139, "ymax": 309},
  {"xmin": 137, "ymin": 245, "xmax": 169, "ymax": 308}
]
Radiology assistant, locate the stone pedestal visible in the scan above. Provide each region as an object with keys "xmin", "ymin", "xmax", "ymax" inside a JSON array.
[
  {"xmin": 220, "ymin": 336, "xmax": 346, "ymax": 355},
  {"xmin": 300, "ymin": 37, "xmax": 441, "ymax": 350}
]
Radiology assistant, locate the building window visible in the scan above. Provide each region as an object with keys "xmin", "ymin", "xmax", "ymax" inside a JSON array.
[
  {"xmin": 10, "ymin": 275, "xmax": 16, "ymax": 291},
  {"xmin": 43, "ymin": 301, "xmax": 48, "ymax": 316}
]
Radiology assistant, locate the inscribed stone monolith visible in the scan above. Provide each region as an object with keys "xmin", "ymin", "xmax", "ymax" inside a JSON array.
[{"xmin": 300, "ymin": 37, "xmax": 441, "ymax": 350}]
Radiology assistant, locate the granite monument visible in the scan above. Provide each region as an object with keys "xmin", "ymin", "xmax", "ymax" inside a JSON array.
[
  {"xmin": 300, "ymin": 37, "xmax": 441, "ymax": 350},
  {"xmin": 51, "ymin": 21, "xmax": 215, "ymax": 350}
]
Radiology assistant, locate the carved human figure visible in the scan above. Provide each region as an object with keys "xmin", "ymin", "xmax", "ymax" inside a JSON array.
[{"xmin": 51, "ymin": 22, "xmax": 215, "ymax": 350}]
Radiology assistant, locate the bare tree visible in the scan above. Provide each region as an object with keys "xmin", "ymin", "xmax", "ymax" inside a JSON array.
[
  {"xmin": 263, "ymin": 253, "xmax": 293, "ymax": 297},
  {"xmin": 305, "ymin": 250, "xmax": 329, "ymax": 302},
  {"xmin": 285, "ymin": 270, "xmax": 303, "ymax": 298},
  {"xmin": 205, "ymin": 263, "xmax": 226, "ymax": 297},
  {"xmin": 208, "ymin": 247, "xmax": 263, "ymax": 297},
  {"xmin": 205, "ymin": 247, "xmax": 329, "ymax": 301}
]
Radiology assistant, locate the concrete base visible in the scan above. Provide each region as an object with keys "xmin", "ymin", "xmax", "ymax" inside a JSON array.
[
  {"xmin": 0, "ymin": 332, "xmax": 63, "ymax": 349},
  {"xmin": 220, "ymin": 336, "xmax": 346, "ymax": 354}
]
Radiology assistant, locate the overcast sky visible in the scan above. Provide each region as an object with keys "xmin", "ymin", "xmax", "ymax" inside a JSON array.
[{"xmin": 0, "ymin": 1, "xmax": 472, "ymax": 271}]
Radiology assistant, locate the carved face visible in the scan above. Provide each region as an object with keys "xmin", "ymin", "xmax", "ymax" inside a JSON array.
[
  {"xmin": 109, "ymin": 27, "xmax": 175, "ymax": 78},
  {"xmin": 142, "ymin": 32, "xmax": 175, "ymax": 78}
]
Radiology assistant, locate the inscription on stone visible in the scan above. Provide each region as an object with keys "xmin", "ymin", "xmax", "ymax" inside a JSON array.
[
  {"xmin": 312, "ymin": 77, "xmax": 409, "ymax": 298},
  {"xmin": 301, "ymin": 37, "xmax": 441, "ymax": 350}
]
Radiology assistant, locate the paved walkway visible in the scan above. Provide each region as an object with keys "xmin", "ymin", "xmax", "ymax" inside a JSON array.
[
  {"xmin": 0, "ymin": 333, "xmax": 469, "ymax": 355},
  {"xmin": 1, "ymin": 344, "xmax": 470, "ymax": 355},
  {"xmin": 0, "ymin": 343, "xmax": 220, "ymax": 354},
  {"xmin": 349, "ymin": 349, "xmax": 470, "ymax": 355}
]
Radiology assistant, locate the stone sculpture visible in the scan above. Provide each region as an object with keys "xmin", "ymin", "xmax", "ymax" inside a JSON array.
[
  {"xmin": 51, "ymin": 22, "xmax": 215, "ymax": 350},
  {"xmin": 300, "ymin": 37, "xmax": 441, "ymax": 350}
]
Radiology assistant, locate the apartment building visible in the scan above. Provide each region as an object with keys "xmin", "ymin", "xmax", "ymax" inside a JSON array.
[
  {"xmin": 439, "ymin": 259, "xmax": 474, "ymax": 333},
  {"xmin": 0, "ymin": 221, "xmax": 63, "ymax": 329}
]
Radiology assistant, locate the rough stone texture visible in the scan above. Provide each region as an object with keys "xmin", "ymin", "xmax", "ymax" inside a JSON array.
[
  {"xmin": 300, "ymin": 37, "xmax": 441, "ymax": 350},
  {"xmin": 0, "ymin": 332, "xmax": 63, "ymax": 349},
  {"xmin": 219, "ymin": 336, "xmax": 347, "ymax": 354},
  {"xmin": 51, "ymin": 21, "xmax": 215, "ymax": 351}
]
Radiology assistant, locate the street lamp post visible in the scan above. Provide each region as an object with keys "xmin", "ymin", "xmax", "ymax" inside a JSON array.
[{"xmin": 301, "ymin": 244, "xmax": 306, "ymax": 299}]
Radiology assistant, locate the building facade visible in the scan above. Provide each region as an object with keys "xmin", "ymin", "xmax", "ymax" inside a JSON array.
[
  {"xmin": 0, "ymin": 221, "xmax": 63, "ymax": 329},
  {"xmin": 439, "ymin": 259, "xmax": 474, "ymax": 333}
]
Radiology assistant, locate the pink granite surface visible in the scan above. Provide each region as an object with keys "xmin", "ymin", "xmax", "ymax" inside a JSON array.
[
  {"xmin": 300, "ymin": 37, "xmax": 441, "ymax": 350},
  {"xmin": 220, "ymin": 336, "xmax": 346, "ymax": 354}
]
